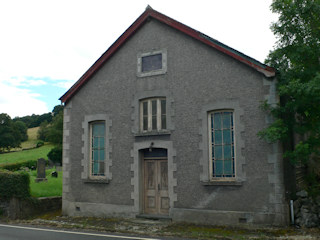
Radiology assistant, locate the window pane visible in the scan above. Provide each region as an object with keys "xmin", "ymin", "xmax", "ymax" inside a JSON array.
[
  {"xmin": 93, "ymin": 150, "xmax": 99, "ymax": 161},
  {"xmin": 93, "ymin": 162, "xmax": 99, "ymax": 175},
  {"xmin": 222, "ymin": 112, "xmax": 231, "ymax": 129},
  {"xmin": 143, "ymin": 101, "xmax": 148, "ymax": 115},
  {"xmin": 152, "ymin": 116, "xmax": 157, "ymax": 130},
  {"xmin": 161, "ymin": 115, "xmax": 166, "ymax": 129},
  {"xmin": 214, "ymin": 130, "xmax": 222, "ymax": 144},
  {"xmin": 215, "ymin": 145, "xmax": 222, "ymax": 159},
  {"xmin": 224, "ymin": 145, "xmax": 232, "ymax": 159},
  {"xmin": 99, "ymin": 162, "xmax": 105, "ymax": 175},
  {"xmin": 215, "ymin": 160, "xmax": 223, "ymax": 176},
  {"xmin": 93, "ymin": 138, "xmax": 99, "ymax": 148},
  {"xmin": 99, "ymin": 149, "xmax": 105, "ymax": 161},
  {"xmin": 214, "ymin": 113, "xmax": 221, "ymax": 130},
  {"xmin": 223, "ymin": 129, "xmax": 231, "ymax": 144},
  {"xmin": 93, "ymin": 123, "xmax": 104, "ymax": 137},
  {"xmin": 161, "ymin": 99, "xmax": 166, "ymax": 114},
  {"xmin": 143, "ymin": 116, "xmax": 148, "ymax": 131},
  {"xmin": 224, "ymin": 160, "xmax": 232, "ymax": 175},
  {"xmin": 152, "ymin": 100, "xmax": 157, "ymax": 115},
  {"xmin": 161, "ymin": 99, "xmax": 166, "ymax": 130},
  {"xmin": 99, "ymin": 137, "xmax": 105, "ymax": 149},
  {"xmin": 142, "ymin": 54, "xmax": 162, "ymax": 72}
]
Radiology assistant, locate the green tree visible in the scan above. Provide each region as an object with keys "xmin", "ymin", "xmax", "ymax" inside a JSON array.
[
  {"xmin": 52, "ymin": 105, "xmax": 64, "ymax": 117},
  {"xmin": 37, "ymin": 121, "xmax": 49, "ymax": 141},
  {"xmin": 14, "ymin": 121, "xmax": 28, "ymax": 142},
  {"xmin": 44, "ymin": 106, "xmax": 64, "ymax": 165},
  {"xmin": 0, "ymin": 113, "xmax": 22, "ymax": 152},
  {"xmin": 37, "ymin": 105, "xmax": 64, "ymax": 142},
  {"xmin": 260, "ymin": 0, "xmax": 320, "ymax": 194},
  {"xmin": 47, "ymin": 111, "xmax": 63, "ymax": 145}
]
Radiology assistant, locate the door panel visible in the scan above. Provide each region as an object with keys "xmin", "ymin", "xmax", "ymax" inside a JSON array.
[
  {"xmin": 144, "ymin": 159, "xmax": 169, "ymax": 215},
  {"xmin": 158, "ymin": 160, "xmax": 169, "ymax": 214},
  {"xmin": 144, "ymin": 161, "xmax": 157, "ymax": 214}
]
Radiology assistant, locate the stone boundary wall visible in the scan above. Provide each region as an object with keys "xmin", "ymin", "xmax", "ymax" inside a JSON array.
[
  {"xmin": 0, "ymin": 197, "xmax": 61, "ymax": 219},
  {"xmin": 294, "ymin": 190, "xmax": 320, "ymax": 227}
]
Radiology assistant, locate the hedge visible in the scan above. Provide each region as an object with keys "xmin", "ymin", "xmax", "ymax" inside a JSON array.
[
  {"xmin": 0, "ymin": 159, "xmax": 39, "ymax": 172},
  {"xmin": 0, "ymin": 169, "xmax": 30, "ymax": 200}
]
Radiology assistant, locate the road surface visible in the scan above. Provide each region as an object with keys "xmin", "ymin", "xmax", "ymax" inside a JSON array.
[{"xmin": 0, "ymin": 224, "xmax": 171, "ymax": 240}]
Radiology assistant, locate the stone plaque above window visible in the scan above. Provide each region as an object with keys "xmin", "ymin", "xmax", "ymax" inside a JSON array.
[{"xmin": 137, "ymin": 49, "xmax": 167, "ymax": 77}]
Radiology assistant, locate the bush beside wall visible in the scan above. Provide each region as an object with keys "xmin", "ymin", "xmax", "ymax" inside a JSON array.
[{"xmin": 0, "ymin": 170, "xmax": 30, "ymax": 200}]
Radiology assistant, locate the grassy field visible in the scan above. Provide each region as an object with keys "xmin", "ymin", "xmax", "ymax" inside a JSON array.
[
  {"xmin": 21, "ymin": 127, "xmax": 40, "ymax": 149},
  {"xmin": 0, "ymin": 144, "xmax": 54, "ymax": 165},
  {"xmin": 29, "ymin": 168, "xmax": 62, "ymax": 197}
]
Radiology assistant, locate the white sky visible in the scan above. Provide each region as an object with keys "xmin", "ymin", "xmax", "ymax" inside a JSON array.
[{"xmin": 0, "ymin": 0, "xmax": 278, "ymax": 118}]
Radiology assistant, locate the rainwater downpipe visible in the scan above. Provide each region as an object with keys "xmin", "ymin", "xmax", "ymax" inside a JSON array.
[{"xmin": 290, "ymin": 200, "xmax": 294, "ymax": 225}]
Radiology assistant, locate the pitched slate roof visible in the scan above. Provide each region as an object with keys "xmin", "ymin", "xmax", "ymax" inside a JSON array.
[{"xmin": 60, "ymin": 6, "xmax": 275, "ymax": 104}]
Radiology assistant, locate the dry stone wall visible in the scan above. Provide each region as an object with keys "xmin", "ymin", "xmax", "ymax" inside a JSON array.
[{"xmin": 294, "ymin": 190, "xmax": 320, "ymax": 227}]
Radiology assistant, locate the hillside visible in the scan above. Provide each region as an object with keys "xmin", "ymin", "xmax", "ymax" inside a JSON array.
[
  {"xmin": 0, "ymin": 144, "xmax": 54, "ymax": 165},
  {"xmin": 21, "ymin": 127, "xmax": 40, "ymax": 149},
  {"xmin": 0, "ymin": 127, "xmax": 54, "ymax": 165}
]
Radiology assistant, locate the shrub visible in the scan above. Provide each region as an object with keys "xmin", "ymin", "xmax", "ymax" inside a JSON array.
[
  {"xmin": 0, "ymin": 159, "xmax": 46, "ymax": 172},
  {"xmin": 0, "ymin": 169, "xmax": 30, "ymax": 200},
  {"xmin": 47, "ymin": 146, "xmax": 62, "ymax": 165},
  {"xmin": 36, "ymin": 140, "xmax": 44, "ymax": 148}
]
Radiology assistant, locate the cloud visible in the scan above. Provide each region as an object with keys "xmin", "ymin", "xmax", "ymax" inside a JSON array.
[
  {"xmin": 49, "ymin": 78, "xmax": 76, "ymax": 90},
  {"xmin": 0, "ymin": 82, "xmax": 48, "ymax": 118},
  {"xmin": 4, "ymin": 76, "xmax": 47, "ymax": 87}
]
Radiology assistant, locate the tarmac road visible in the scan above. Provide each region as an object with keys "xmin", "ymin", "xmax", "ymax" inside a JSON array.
[{"xmin": 0, "ymin": 224, "xmax": 167, "ymax": 240}]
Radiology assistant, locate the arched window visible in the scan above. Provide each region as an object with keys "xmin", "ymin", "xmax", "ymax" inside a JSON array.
[
  {"xmin": 140, "ymin": 98, "xmax": 166, "ymax": 132},
  {"xmin": 90, "ymin": 121, "xmax": 105, "ymax": 176},
  {"xmin": 208, "ymin": 111, "xmax": 235, "ymax": 179}
]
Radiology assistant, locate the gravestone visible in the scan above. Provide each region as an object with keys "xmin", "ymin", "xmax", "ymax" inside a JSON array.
[{"xmin": 35, "ymin": 158, "xmax": 47, "ymax": 182}]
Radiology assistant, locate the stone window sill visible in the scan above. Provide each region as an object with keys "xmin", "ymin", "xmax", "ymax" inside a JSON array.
[
  {"xmin": 83, "ymin": 178, "xmax": 110, "ymax": 184},
  {"xmin": 201, "ymin": 180, "xmax": 243, "ymax": 186},
  {"xmin": 134, "ymin": 130, "xmax": 171, "ymax": 137}
]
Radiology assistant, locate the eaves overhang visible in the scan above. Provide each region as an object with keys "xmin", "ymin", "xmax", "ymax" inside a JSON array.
[{"xmin": 60, "ymin": 6, "xmax": 275, "ymax": 104}]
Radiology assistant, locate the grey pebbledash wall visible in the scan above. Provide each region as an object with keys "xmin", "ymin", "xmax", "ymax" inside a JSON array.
[{"xmin": 62, "ymin": 18, "xmax": 288, "ymax": 225}]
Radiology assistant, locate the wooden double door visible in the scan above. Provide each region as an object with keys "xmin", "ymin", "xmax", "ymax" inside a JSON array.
[{"xmin": 144, "ymin": 158, "xmax": 169, "ymax": 215}]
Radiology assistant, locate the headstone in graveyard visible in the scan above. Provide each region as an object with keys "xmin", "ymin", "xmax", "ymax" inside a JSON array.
[{"xmin": 35, "ymin": 158, "xmax": 47, "ymax": 182}]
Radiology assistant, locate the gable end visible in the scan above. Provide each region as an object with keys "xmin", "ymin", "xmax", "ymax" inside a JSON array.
[{"xmin": 60, "ymin": 7, "xmax": 275, "ymax": 104}]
